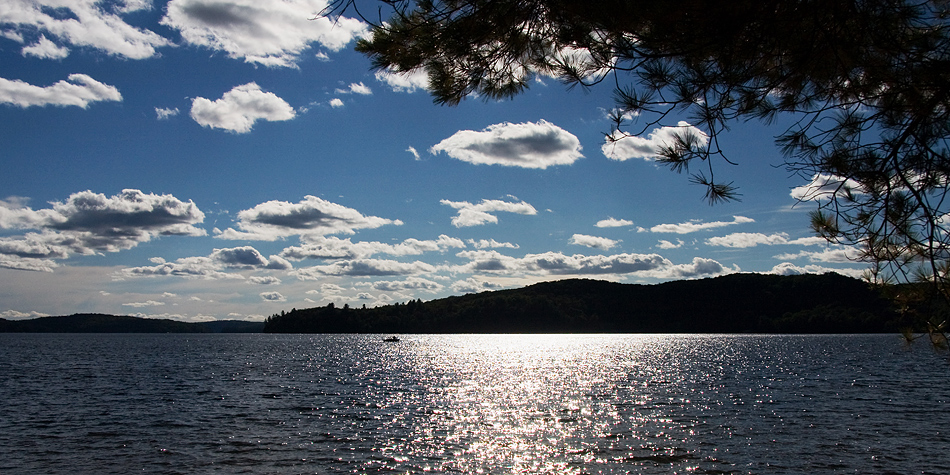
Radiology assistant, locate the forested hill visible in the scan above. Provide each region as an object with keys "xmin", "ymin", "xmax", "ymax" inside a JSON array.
[
  {"xmin": 264, "ymin": 273, "xmax": 905, "ymax": 334},
  {"xmin": 0, "ymin": 314, "xmax": 264, "ymax": 333}
]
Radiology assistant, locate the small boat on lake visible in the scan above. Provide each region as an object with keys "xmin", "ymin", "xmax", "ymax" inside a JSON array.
[{"xmin": 383, "ymin": 336, "xmax": 400, "ymax": 342}]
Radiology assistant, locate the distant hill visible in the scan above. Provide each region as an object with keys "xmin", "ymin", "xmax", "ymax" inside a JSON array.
[
  {"xmin": 0, "ymin": 274, "xmax": 910, "ymax": 334},
  {"xmin": 0, "ymin": 314, "xmax": 265, "ymax": 333},
  {"xmin": 264, "ymin": 273, "xmax": 904, "ymax": 334}
]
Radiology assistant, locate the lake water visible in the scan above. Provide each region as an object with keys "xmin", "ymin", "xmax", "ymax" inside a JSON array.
[{"xmin": 0, "ymin": 333, "xmax": 947, "ymax": 474}]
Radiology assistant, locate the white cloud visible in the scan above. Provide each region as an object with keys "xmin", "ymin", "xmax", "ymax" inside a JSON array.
[
  {"xmin": 441, "ymin": 198, "xmax": 537, "ymax": 227},
  {"xmin": 0, "ymin": 309, "xmax": 49, "ymax": 320},
  {"xmin": 650, "ymin": 216, "xmax": 754, "ymax": 234},
  {"xmin": 595, "ymin": 217, "xmax": 633, "ymax": 228},
  {"xmin": 451, "ymin": 277, "xmax": 507, "ymax": 294},
  {"xmin": 0, "ymin": 0, "xmax": 171, "ymax": 59},
  {"xmin": 120, "ymin": 256, "xmax": 227, "ymax": 279},
  {"xmin": 123, "ymin": 300, "xmax": 165, "ymax": 308},
  {"xmin": 0, "ymin": 234, "xmax": 69, "ymax": 259},
  {"xmin": 155, "ymin": 107, "xmax": 180, "ymax": 119},
  {"xmin": 366, "ymin": 277, "xmax": 444, "ymax": 293},
  {"xmin": 260, "ymin": 291, "xmax": 286, "ymax": 302},
  {"xmin": 161, "ymin": 0, "xmax": 366, "ymax": 67},
  {"xmin": 21, "ymin": 35, "xmax": 69, "ymax": 59},
  {"xmin": 336, "ymin": 82, "xmax": 371, "ymax": 95},
  {"xmin": 658, "ymin": 256, "xmax": 733, "ymax": 279},
  {"xmin": 656, "ymin": 239, "xmax": 684, "ymax": 249},
  {"xmin": 545, "ymin": 46, "xmax": 612, "ymax": 83},
  {"xmin": 706, "ymin": 232, "xmax": 828, "ymax": 248},
  {"xmin": 209, "ymin": 246, "xmax": 292, "ymax": 269},
  {"xmin": 769, "ymin": 262, "xmax": 865, "ymax": 278},
  {"xmin": 790, "ymin": 173, "xmax": 864, "ymax": 201},
  {"xmin": 452, "ymin": 250, "xmax": 732, "ymax": 280},
  {"xmin": 0, "ymin": 190, "xmax": 205, "ymax": 271},
  {"xmin": 280, "ymin": 234, "xmax": 465, "ymax": 260},
  {"xmin": 468, "ymin": 238, "xmax": 519, "ymax": 249},
  {"xmin": 569, "ymin": 234, "xmax": 620, "ymax": 250},
  {"xmin": 215, "ymin": 196, "xmax": 402, "ymax": 241},
  {"xmin": 291, "ymin": 258, "xmax": 436, "ymax": 278},
  {"xmin": 430, "ymin": 120, "xmax": 583, "ymax": 169},
  {"xmin": 329, "ymin": 98, "xmax": 344, "ymax": 108},
  {"xmin": 773, "ymin": 247, "xmax": 859, "ymax": 264},
  {"xmin": 320, "ymin": 283, "xmax": 346, "ymax": 294},
  {"xmin": 0, "ymin": 74, "xmax": 121, "ymax": 108},
  {"xmin": 0, "ymin": 254, "xmax": 58, "ymax": 273},
  {"xmin": 190, "ymin": 83, "xmax": 295, "ymax": 133},
  {"xmin": 602, "ymin": 121, "xmax": 709, "ymax": 161},
  {"xmin": 375, "ymin": 68, "xmax": 428, "ymax": 93},
  {"xmin": 454, "ymin": 250, "xmax": 660, "ymax": 275},
  {"xmin": 406, "ymin": 146, "xmax": 420, "ymax": 160},
  {"xmin": 119, "ymin": 245, "xmax": 289, "ymax": 280}
]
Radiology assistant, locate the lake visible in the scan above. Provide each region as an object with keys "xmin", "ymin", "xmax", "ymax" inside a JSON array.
[{"xmin": 0, "ymin": 333, "xmax": 947, "ymax": 474}]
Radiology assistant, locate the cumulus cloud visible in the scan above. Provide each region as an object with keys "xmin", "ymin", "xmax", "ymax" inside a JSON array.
[
  {"xmin": 602, "ymin": 121, "xmax": 709, "ymax": 161},
  {"xmin": 595, "ymin": 217, "xmax": 633, "ymax": 228},
  {"xmin": 0, "ymin": 189, "xmax": 205, "ymax": 271},
  {"xmin": 320, "ymin": 283, "xmax": 346, "ymax": 294},
  {"xmin": 662, "ymin": 257, "xmax": 732, "ymax": 279},
  {"xmin": 451, "ymin": 277, "xmax": 507, "ymax": 294},
  {"xmin": 375, "ymin": 68, "xmax": 429, "ymax": 93},
  {"xmin": 123, "ymin": 300, "xmax": 165, "ymax": 308},
  {"xmin": 468, "ymin": 238, "xmax": 519, "ymax": 249},
  {"xmin": 526, "ymin": 252, "xmax": 671, "ymax": 275},
  {"xmin": 366, "ymin": 277, "xmax": 444, "ymax": 293},
  {"xmin": 406, "ymin": 146, "xmax": 421, "ymax": 160},
  {"xmin": 190, "ymin": 83, "xmax": 295, "ymax": 133},
  {"xmin": 0, "ymin": 254, "xmax": 58, "ymax": 273},
  {"xmin": 21, "ymin": 35, "xmax": 69, "ymax": 59},
  {"xmin": 0, "ymin": 74, "xmax": 121, "ymax": 108},
  {"xmin": 121, "ymin": 256, "xmax": 233, "ymax": 279},
  {"xmin": 0, "ymin": 0, "xmax": 171, "ymax": 59},
  {"xmin": 155, "ymin": 107, "xmax": 179, "ymax": 119},
  {"xmin": 336, "ymin": 82, "xmax": 371, "ymax": 95},
  {"xmin": 210, "ymin": 246, "xmax": 292, "ymax": 269},
  {"xmin": 119, "ymin": 245, "xmax": 289, "ymax": 279},
  {"xmin": 454, "ymin": 250, "xmax": 663, "ymax": 275},
  {"xmin": 769, "ymin": 262, "xmax": 865, "ymax": 278},
  {"xmin": 291, "ymin": 258, "xmax": 436, "ymax": 278},
  {"xmin": 569, "ymin": 234, "xmax": 620, "ymax": 250},
  {"xmin": 161, "ymin": 0, "xmax": 367, "ymax": 67},
  {"xmin": 656, "ymin": 239, "xmax": 684, "ymax": 249},
  {"xmin": 280, "ymin": 234, "xmax": 465, "ymax": 260},
  {"xmin": 453, "ymin": 250, "xmax": 731, "ymax": 280},
  {"xmin": 773, "ymin": 247, "xmax": 859, "ymax": 264},
  {"xmin": 430, "ymin": 120, "xmax": 583, "ymax": 169},
  {"xmin": 790, "ymin": 173, "xmax": 864, "ymax": 201},
  {"xmin": 706, "ymin": 232, "xmax": 828, "ymax": 248},
  {"xmin": 260, "ymin": 291, "xmax": 286, "ymax": 302},
  {"xmin": 329, "ymin": 98, "xmax": 344, "ymax": 108},
  {"xmin": 650, "ymin": 216, "xmax": 754, "ymax": 234},
  {"xmin": 0, "ymin": 309, "xmax": 49, "ymax": 320},
  {"xmin": 441, "ymin": 198, "xmax": 537, "ymax": 227},
  {"xmin": 215, "ymin": 195, "xmax": 402, "ymax": 241}
]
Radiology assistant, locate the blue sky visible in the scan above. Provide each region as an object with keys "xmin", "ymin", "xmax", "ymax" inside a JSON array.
[{"xmin": 0, "ymin": 0, "xmax": 863, "ymax": 322}]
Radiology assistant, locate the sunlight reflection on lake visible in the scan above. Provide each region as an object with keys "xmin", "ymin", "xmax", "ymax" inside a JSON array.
[{"xmin": 1, "ymin": 333, "xmax": 947, "ymax": 474}]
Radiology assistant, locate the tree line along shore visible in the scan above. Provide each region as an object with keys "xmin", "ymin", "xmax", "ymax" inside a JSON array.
[{"xmin": 1, "ymin": 273, "xmax": 925, "ymax": 334}]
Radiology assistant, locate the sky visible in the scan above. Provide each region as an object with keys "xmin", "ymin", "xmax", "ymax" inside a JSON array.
[{"xmin": 0, "ymin": 0, "xmax": 865, "ymax": 322}]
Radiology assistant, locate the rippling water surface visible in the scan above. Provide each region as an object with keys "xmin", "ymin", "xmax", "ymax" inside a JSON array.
[{"xmin": 1, "ymin": 333, "xmax": 947, "ymax": 474}]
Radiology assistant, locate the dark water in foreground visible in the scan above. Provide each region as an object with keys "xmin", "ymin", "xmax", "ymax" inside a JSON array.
[{"xmin": 0, "ymin": 333, "xmax": 947, "ymax": 474}]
